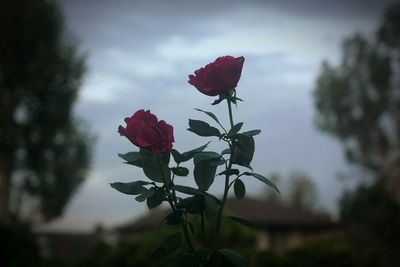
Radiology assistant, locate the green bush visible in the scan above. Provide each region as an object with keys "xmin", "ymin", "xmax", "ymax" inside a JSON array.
[
  {"xmin": 282, "ymin": 234, "xmax": 355, "ymax": 267},
  {"xmin": 340, "ymin": 182, "xmax": 400, "ymax": 244},
  {"xmin": 251, "ymin": 233, "xmax": 381, "ymax": 267},
  {"xmin": 0, "ymin": 222, "xmax": 42, "ymax": 267},
  {"xmin": 78, "ymin": 217, "xmax": 257, "ymax": 267}
]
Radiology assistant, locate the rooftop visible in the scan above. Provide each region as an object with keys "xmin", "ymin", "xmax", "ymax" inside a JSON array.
[{"xmin": 115, "ymin": 197, "xmax": 335, "ymax": 234}]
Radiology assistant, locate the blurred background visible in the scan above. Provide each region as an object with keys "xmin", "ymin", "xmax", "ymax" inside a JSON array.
[{"xmin": 1, "ymin": 0, "xmax": 399, "ymax": 266}]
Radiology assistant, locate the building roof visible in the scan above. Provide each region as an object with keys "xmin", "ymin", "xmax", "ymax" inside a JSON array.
[
  {"xmin": 225, "ymin": 198, "xmax": 333, "ymax": 229},
  {"xmin": 115, "ymin": 197, "xmax": 334, "ymax": 234},
  {"xmin": 116, "ymin": 207, "xmax": 170, "ymax": 234}
]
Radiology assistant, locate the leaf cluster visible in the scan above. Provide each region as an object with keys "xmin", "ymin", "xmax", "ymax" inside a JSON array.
[{"xmin": 111, "ymin": 92, "xmax": 279, "ymax": 266}]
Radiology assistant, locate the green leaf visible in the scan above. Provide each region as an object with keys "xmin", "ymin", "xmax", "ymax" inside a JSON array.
[
  {"xmin": 231, "ymin": 135, "xmax": 254, "ymax": 166},
  {"xmin": 205, "ymin": 195, "xmax": 219, "ymax": 219},
  {"xmin": 168, "ymin": 252, "xmax": 200, "ymax": 267},
  {"xmin": 218, "ymin": 249, "xmax": 249, "ymax": 267},
  {"xmin": 176, "ymin": 195, "xmax": 201, "ymax": 210},
  {"xmin": 221, "ymin": 148, "xmax": 231, "ymax": 155},
  {"xmin": 239, "ymin": 164, "xmax": 253, "ymax": 171},
  {"xmin": 187, "ymin": 202, "xmax": 205, "ymax": 214},
  {"xmin": 181, "ymin": 196, "xmax": 204, "ymax": 215},
  {"xmin": 163, "ymin": 232, "xmax": 182, "ymax": 252},
  {"xmin": 227, "ymin": 215, "xmax": 253, "ymax": 227},
  {"xmin": 211, "ymin": 97, "xmax": 225, "ymax": 105},
  {"xmin": 242, "ymin": 129, "xmax": 261, "ymax": 136},
  {"xmin": 136, "ymin": 187, "xmax": 155, "ymax": 201},
  {"xmin": 197, "ymin": 248, "xmax": 210, "ymax": 261},
  {"xmin": 211, "ymin": 158, "xmax": 225, "ymax": 166},
  {"xmin": 147, "ymin": 196, "xmax": 163, "ymax": 209},
  {"xmin": 171, "ymin": 149, "xmax": 184, "ymax": 164},
  {"xmin": 218, "ymin": 169, "xmax": 240, "ymax": 176},
  {"xmin": 135, "ymin": 194, "xmax": 147, "ymax": 202},
  {"xmin": 171, "ymin": 167, "xmax": 189, "ymax": 177},
  {"xmin": 173, "ymin": 185, "xmax": 202, "ymax": 195},
  {"xmin": 141, "ymin": 149, "xmax": 171, "ymax": 183},
  {"xmin": 228, "ymin": 122, "xmax": 244, "ymax": 137},
  {"xmin": 110, "ymin": 181, "xmax": 149, "ymax": 195},
  {"xmin": 208, "ymin": 193, "xmax": 222, "ymax": 205},
  {"xmin": 188, "ymin": 221, "xmax": 195, "ymax": 234},
  {"xmin": 187, "ymin": 119, "xmax": 221, "ymax": 137},
  {"xmin": 163, "ymin": 210, "xmax": 183, "ymax": 225},
  {"xmin": 118, "ymin": 152, "xmax": 143, "ymax": 167},
  {"xmin": 234, "ymin": 179, "xmax": 246, "ymax": 199},
  {"xmin": 147, "ymin": 188, "xmax": 164, "ymax": 209},
  {"xmin": 152, "ymin": 233, "xmax": 182, "ymax": 258},
  {"xmin": 180, "ymin": 142, "xmax": 210, "ymax": 162},
  {"xmin": 193, "ymin": 151, "xmax": 221, "ymax": 164},
  {"xmin": 194, "ymin": 108, "xmax": 222, "ymax": 127},
  {"xmin": 194, "ymin": 160, "xmax": 217, "ymax": 191},
  {"xmin": 244, "ymin": 172, "xmax": 280, "ymax": 193}
]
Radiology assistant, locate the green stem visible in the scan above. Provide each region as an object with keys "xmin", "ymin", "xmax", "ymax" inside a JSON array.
[
  {"xmin": 227, "ymin": 97, "xmax": 234, "ymax": 128},
  {"xmin": 157, "ymin": 156, "xmax": 197, "ymax": 255},
  {"xmin": 201, "ymin": 212, "xmax": 206, "ymax": 249},
  {"xmin": 211, "ymin": 98, "xmax": 236, "ymax": 252},
  {"xmin": 228, "ymin": 173, "xmax": 245, "ymax": 188},
  {"xmin": 156, "ymin": 156, "xmax": 175, "ymax": 211},
  {"xmin": 170, "ymin": 163, "xmax": 180, "ymax": 206},
  {"xmin": 182, "ymin": 212, "xmax": 197, "ymax": 254}
]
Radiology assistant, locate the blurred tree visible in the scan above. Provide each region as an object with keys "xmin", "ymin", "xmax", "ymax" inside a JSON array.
[
  {"xmin": 340, "ymin": 181, "xmax": 400, "ymax": 244},
  {"xmin": 0, "ymin": 222, "xmax": 43, "ymax": 267},
  {"xmin": 313, "ymin": 4, "xmax": 400, "ymax": 203},
  {"xmin": 263, "ymin": 172, "xmax": 319, "ymax": 211},
  {"xmin": 0, "ymin": 0, "xmax": 93, "ymax": 222},
  {"xmin": 287, "ymin": 172, "xmax": 319, "ymax": 211}
]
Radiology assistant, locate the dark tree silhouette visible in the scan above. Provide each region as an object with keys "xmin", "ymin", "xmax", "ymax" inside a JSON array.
[
  {"xmin": 0, "ymin": 0, "xmax": 93, "ymax": 222},
  {"xmin": 340, "ymin": 181, "xmax": 400, "ymax": 243},
  {"xmin": 313, "ymin": 4, "xmax": 400, "ymax": 204}
]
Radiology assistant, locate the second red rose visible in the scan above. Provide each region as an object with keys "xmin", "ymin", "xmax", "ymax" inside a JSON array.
[
  {"xmin": 118, "ymin": 109, "xmax": 174, "ymax": 154},
  {"xmin": 188, "ymin": 55, "xmax": 245, "ymax": 96}
]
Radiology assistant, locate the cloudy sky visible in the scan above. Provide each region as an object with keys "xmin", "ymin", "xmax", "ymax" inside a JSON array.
[{"xmin": 41, "ymin": 0, "xmax": 397, "ymax": 231}]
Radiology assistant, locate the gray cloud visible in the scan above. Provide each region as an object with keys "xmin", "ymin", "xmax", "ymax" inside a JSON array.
[
  {"xmin": 61, "ymin": 0, "xmax": 397, "ymax": 53},
  {"xmin": 46, "ymin": 0, "xmax": 395, "ymax": 231}
]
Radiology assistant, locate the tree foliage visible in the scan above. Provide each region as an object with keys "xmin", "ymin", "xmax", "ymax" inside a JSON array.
[
  {"xmin": 287, "ymin": 172, "xmax": 319, "ymax": 211},
  {"xmin": 313, "ymin": 4, "xmax": 400, "ymax": 203},
  {"xmin": 340, "ymin": 181, "xmax": 400, "ymax": 244},
  {"xmin": 0, "ymin": 0, "xmax": 93, "ymax": 221},
  {"xmin": 263, "ymin": 172, "xmax": 319, "ymax": 212}
]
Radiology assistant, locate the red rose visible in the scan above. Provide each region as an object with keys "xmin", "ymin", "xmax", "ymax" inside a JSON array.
[
  {"xmin": 188, "ymin": 56, "xmax": 245, "ymax": 96},
  {"xmin": 118, "ymin": 109, "xmax": 174, "ymax": 154}
]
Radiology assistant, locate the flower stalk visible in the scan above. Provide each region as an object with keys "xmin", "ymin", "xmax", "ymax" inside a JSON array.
[{"xmin": 111, "ymin": 55, "xmax": 279, "ymax": 267}]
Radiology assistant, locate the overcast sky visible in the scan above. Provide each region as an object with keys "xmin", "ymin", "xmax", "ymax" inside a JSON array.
[{"xmin": 40, "ymin": 0, "xmax": 398, "ymax": 231}]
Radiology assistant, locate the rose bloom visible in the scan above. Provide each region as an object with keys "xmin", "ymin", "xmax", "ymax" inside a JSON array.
[
  {"xmin": 118, "ymin": 109, "xmax": 174, "ymax": 154},
  {"xmin": 188, "ymin": 55, "xmax": 245, "ymax": 96}
]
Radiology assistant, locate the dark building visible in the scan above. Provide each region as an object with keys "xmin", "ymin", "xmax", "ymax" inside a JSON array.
[{"xmin": 115, "ymin": 197, "xmax": 336, "ymax": 251}]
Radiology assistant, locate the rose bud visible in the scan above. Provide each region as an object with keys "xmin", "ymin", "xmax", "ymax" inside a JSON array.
[
  {"xmin": 188, "ymin": 55, "xmax": 245, "ymax": 96},
  {"xmin": 118, "ymin": 109, "xmax": 174, "ymax": 154}
]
